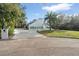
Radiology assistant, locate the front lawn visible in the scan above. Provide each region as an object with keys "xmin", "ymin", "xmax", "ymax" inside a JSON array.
[{"xmin": 38, "ymin": 30, "xmax": 79, "ymax": 39}]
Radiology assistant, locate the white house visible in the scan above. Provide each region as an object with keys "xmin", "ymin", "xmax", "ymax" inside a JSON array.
[{"xmin": 28, "ymin": 18, "xmax": 48, "ymax": 30}]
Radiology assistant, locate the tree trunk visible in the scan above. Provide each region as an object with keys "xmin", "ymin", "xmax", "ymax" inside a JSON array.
[
  {"xmin": 49, "ymin": 20, "xmax": 52, "ymax": 31},
  {"xmin": 49, "ymin": 27, "xmax": 51, "ymax": 31},
  {"xmin": 49, "ymin": 23, "xmax": 52, "ymax": 31}
]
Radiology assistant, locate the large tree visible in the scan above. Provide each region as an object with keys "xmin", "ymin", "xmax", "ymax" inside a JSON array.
[{"xmin": 0, "ymin": 3, "xmax": 26, "ymax": 35}]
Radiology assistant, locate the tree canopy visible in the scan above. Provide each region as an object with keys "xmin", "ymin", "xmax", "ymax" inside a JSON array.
[
  {"xmin": 0, "ymin": 3, "xmax": 26, "ymax": 28},
  {"xmin": 0, "ymin": 3, "xmax": 26, "ymax": 36}
]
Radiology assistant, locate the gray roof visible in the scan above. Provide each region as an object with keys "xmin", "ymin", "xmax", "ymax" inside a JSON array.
[{"xmin": 29, "ymin": 18, "xmax": 44, "ymax": 27}]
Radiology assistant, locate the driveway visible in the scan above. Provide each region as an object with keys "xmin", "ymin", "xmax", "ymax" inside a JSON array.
[
  {"xmin": 0, "ymin": 28, "xmax": 79, "ymax": 56},
  {"xmin": 12, "ymin": 29, "xmax": 46, "ymax": 39}
]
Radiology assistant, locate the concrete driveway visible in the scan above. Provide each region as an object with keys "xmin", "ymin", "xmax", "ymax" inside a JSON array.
[
  {"xmin": 0, "ymin": 28, "xmax": 79, "ymax": 56},
  {"xmin": 12, "ymin": 29, "xmax": 46, "ymax": 39}
]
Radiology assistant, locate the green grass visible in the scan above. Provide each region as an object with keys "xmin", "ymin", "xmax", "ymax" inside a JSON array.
[{"xmin": 38, "ymin": 30, "xmax": 79, "ymax": 39}]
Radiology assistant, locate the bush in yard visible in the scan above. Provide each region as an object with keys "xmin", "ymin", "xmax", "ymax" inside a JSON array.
[{"xmin": 8, "ymin": 26, "xmax": 14, "ymax": 36}]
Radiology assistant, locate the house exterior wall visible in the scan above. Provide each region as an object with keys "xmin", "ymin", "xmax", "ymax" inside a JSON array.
[{"xmin": 29, "ymin": 18, "xmax": 48, "ymax": 30}]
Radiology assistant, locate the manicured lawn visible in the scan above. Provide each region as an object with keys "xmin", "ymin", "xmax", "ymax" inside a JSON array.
[{"xmin": 38, "ymin": 30, "xmax": 79, "ymax": 39}]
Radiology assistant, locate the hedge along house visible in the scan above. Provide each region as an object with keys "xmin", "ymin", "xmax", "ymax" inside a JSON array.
[{"xmin": 28, "ymin": 18, "xmax": 48, "ymax": 31}]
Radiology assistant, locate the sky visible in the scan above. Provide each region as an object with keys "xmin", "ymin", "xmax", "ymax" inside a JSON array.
[{"xmin": 21, "ymin": 3, "xmax": 79, "ymax": 23}]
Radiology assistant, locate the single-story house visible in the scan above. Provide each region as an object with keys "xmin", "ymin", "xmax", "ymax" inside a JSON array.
[{"xmin": 28, "ymin": 18, "xmax": 48, "ymax": 30}]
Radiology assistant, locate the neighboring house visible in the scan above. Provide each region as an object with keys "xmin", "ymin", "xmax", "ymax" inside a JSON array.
[{"xmin": 28, "ymin": 18, "xmax": 48, "ymax": 30}]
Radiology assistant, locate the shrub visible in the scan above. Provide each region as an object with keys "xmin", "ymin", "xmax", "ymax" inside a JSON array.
[{"xmin": 8, "ymin": 26, "xmax": 14, "ymax": 36}]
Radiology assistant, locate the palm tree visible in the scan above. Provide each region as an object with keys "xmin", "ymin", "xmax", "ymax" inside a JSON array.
[{"xmin": 44, "ymin": 12, "xmax": 58, "ymax": 31}]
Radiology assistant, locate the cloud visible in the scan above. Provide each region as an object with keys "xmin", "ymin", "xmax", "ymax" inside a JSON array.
[{"xmin": 42, "ymin": 4, "xmax": 73, "ymax": 12}]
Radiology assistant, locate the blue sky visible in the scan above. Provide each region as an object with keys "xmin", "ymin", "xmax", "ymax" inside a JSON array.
[{"xmin": 21, "ymin": 3, "xmax": 79, "ymax": 22}]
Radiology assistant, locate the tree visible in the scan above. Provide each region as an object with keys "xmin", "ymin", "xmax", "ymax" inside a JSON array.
[
  {"xmin": 44, "ymin": 12, "xmax": 58, "ymax": 31},
  {"xmin": 0, "ymin": 3, "xmax": 26, "ymax": 36}
]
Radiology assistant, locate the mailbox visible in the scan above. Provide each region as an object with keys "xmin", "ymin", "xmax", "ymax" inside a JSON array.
[{"xmin": 1, "ymin": 28, "xmax": 8, "ymax": 39}]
